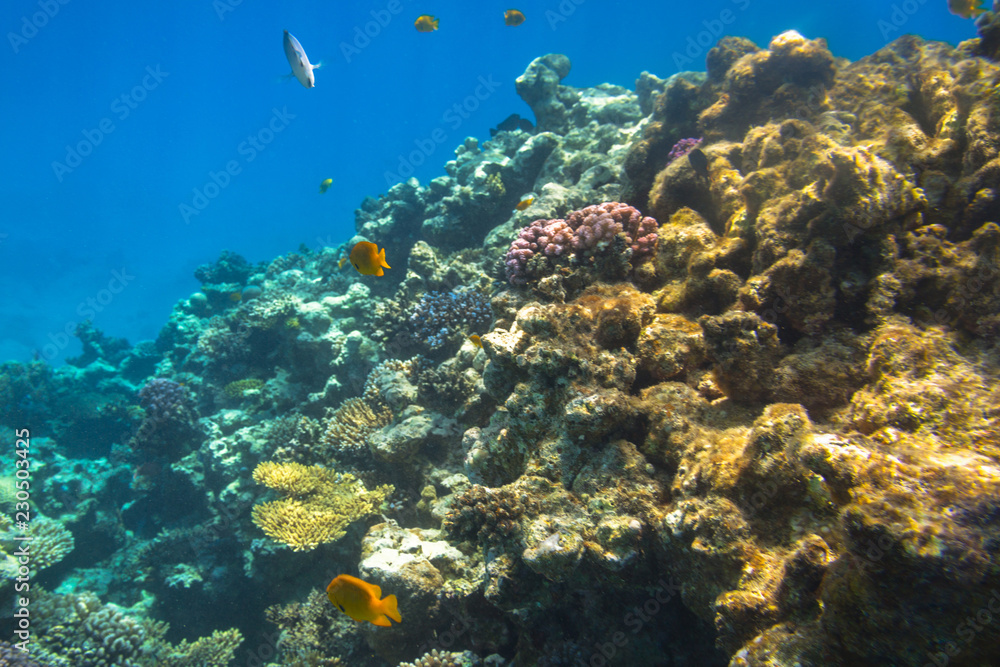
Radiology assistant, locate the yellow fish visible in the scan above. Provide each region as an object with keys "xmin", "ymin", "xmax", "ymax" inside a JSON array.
[
  {"xmin": 319, "ymin": 178, "xmax": 333, "ymax": 194},
  {"xmin": 338, "ymin": 255, "xmax": 349, "ymax": 270},
  {"xmin": 948, "ymin": 0, "xmax": 988, "ymax": 17},
  {"xmin": 229, "ymin": 291, "xmax": 242, "ymax": 302},
  {"xmin": 327, "ymin": 574, "xmax": 401, "ymax": 627},
  {"xmin": 414, "ymin": 15, "xmax": 439, "ymax": 32},
  {"xmin": 468, "ymin": 334, "xmax": 483, "ymax": 349},
  {"xmin": 350, "ymin": 241, "xmax": 391, "ymax": 276},
  {"xmin": 515, "ymin": 197, "xmax": 534, "ymax": 211},
  {"xmin": 504, "ymin": 9, "xmax": 526, "ymax": 26}
]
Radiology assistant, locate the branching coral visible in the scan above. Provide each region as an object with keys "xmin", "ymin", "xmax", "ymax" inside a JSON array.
[
  {"xmin": 320, "ymin": 397, "xmax": 393, "ymax": 453},
  {"xmin": 251, "ymin": 462, "xmax": 393, "ymax": 551}
]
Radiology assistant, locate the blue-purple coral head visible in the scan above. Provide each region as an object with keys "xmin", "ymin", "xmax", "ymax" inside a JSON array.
[
  {"xmin": 409, "ymin": 288, "xmax": 493, "ymax": 350},
  {"xmin": 504, "ymin": 202, "xmax": 659, "ymax": 285},
  {"xmin": 666, "ymin": 137, "xmax": 703, "ymax": 165},
  {"xmin": 138, "ymin": 378, "xmax": 190, "ymax": 421}
]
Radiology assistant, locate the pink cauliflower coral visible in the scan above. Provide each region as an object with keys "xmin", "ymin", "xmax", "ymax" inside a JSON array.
[{"xmin": 504, "ymin": 202, "xmax": 658, "ymax": 285}]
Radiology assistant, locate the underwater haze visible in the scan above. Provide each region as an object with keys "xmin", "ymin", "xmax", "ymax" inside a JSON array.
[{"xmin": 0, "ymin": 0, "xmax": 974, "ymax": 364}]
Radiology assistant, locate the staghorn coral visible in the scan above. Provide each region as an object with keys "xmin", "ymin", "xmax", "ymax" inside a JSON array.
[
  {"xmin": 320, "ymin": 397, "xmax": 393, "ymax": 454},
  {"xmin": 251, "ymin": 462, "xmax": 393, "ymax": 551}
]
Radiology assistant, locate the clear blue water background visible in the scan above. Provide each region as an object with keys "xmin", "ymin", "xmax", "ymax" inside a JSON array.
[{"xmin": 1, "ymin": 0, "xmax": 976, "ymax": 364}]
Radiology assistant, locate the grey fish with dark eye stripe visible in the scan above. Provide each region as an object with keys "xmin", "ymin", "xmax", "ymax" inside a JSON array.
[{"xmin": 283, "ymin": 30, "xmax": 320, "ymax": 88}]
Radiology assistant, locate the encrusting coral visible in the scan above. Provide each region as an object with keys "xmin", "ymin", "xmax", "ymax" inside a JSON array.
[{"xmin": 251, "ymin": 461, "xmax": 393, "ymax": 551}]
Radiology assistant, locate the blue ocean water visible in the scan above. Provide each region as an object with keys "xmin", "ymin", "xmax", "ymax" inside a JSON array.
[{"xmin": 0, "ymin": 0, "xmax": 975, "ymax": 364}]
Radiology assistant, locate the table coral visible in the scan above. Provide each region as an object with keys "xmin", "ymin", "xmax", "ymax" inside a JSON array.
[{"xmin": 251, "ymin": 462, "xmax": 393, "ymax": 551}]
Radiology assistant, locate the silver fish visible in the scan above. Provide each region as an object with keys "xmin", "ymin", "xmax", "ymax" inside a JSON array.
[{"xmin": 283, "ymin": 30, "xmax": 319, "ymax": 88}]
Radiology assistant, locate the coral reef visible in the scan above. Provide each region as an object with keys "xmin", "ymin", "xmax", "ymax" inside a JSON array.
[{"xmin": 10, "ymin": 27, "xmax": 1000, "ymax": 667}]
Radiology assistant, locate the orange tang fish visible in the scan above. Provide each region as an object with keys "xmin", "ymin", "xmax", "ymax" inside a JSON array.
[
  {"xmin": 327, "ymin": 574, "xmax": 401, "ymax": 627},
  {"xmin": 349, "ymin": 241, "xmax": 391, "ymax": 276}
]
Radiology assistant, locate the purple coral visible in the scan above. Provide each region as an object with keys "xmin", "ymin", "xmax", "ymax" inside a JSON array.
[
  {"xmin": 504, "ymin": 202, "xmax": 659, "ymax": 285},
  {"xmin": 133, "ymin": 377, "xmax": 200, "ymax": 458},
  {"xmin": 666, "ymin": 137, "xmax": 702, "ymax": 164},
  {"xmin": 138, "ymin": 378, "xmax": 190, "ymax": 424},
  {"xmin": 504, "ymin": 219, "xmax": 575, "ymax": 285}
]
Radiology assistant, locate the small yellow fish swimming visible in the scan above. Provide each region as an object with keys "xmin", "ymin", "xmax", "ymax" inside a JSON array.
[
  {"xmin": 414, "ymin": 15, "xmax": 439, "ymax": 32},
  {"xmin": 229, "ymin": 291, "xmax": 242, "ymax": 302},
  {"xmin": 349, "ymin": 241, "xmax": 391, "ymax": 276},
  {"xmin": 327, "ymin": 574, "xmax": 401, "ymax": 627},
  {"xmin": 468, "ymin": 334, "xmax": 483, "ymax": 349},
  {"xmin": 504, "ymin": 9, "xmax": 526, "ymax": 26},
  {"xmin": 338, "ymin": 255, "xmax": 349, "ymax": 270},
  {"xmin": 948, "ymin": 0, "xmax": 988, "ymax": 18},
  {"xmin": 515, "ymin": 197, "xmax": 534, "ymax": 211},
  {"xmin": 319, "ymin": 178, "xmax": 333, "ymax": 194}
]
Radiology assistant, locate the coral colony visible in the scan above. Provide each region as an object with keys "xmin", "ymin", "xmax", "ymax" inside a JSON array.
[{"xmin": 5, "ymin": 22, "xmax": 1000, "ymax": 667}]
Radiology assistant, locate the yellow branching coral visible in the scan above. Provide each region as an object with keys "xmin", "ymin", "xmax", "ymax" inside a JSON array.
[
  {"xmin": 320, "ymin": 397, "xmax": 392, "ymax": 452},
  {"xmin": 251, "ymin": 462, "xmax": 393, "ymax": 551}
]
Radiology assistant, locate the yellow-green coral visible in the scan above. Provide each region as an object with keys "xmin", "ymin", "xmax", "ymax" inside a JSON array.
[
  {"xmin": 320, "ymin": 397, "xmax": 392, "ymax": 452},
  {"xmin": 251, "ymin": 462, "xmax": 393, "ymax": 551},
  {"xmin": 222, "ymin": 378, "xmax": 264, "ymax": 399}
]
